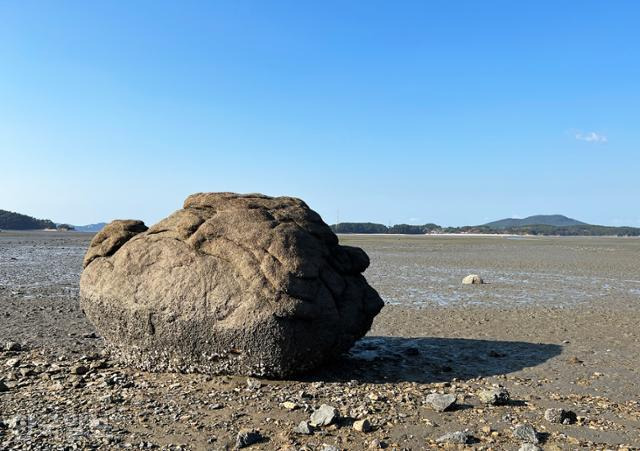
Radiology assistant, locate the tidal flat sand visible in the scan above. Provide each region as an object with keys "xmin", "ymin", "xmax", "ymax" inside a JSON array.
[{"xmin": 0, "ymin": 232, "xmax": 639, "ymax": 449}]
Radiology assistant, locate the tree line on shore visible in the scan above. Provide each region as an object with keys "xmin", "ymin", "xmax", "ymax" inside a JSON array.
[
  {"xmin": 0, "ymin": 209, "xmax": 74, "ymax": 231},
  {"xmin": 330, "ymin": 222, "xmax": 640, "ymax": 237},
  {"xmin": 3, "ymin": 207, "xmax": 639, "ymax": 236}
]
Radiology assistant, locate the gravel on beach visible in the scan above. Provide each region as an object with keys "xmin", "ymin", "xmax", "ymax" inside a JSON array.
[{"xmin": 1, "ymin": 232, "xmax": 639, "ymax": 449}]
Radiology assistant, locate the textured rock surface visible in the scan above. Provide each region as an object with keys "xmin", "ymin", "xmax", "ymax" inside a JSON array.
[
  {"xmin": 309, "ymin": 404, "xmax": 339, "ymax": 427},
  {"xmin": 513, "ymin": 423, "xmax": 539, "ymax": 444},
  {"xmin": 79, "ymin": 193, "xmax": 384, "ymax": 377}
]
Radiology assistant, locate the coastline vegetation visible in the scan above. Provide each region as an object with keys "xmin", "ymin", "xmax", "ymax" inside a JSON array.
[
  {"xmin": 331, "ymin": 222, "xmax": 640, "ymax": 237},
  {"xmin": 0, "ymin": 209, "xmax": 56, "ymax": 230}
]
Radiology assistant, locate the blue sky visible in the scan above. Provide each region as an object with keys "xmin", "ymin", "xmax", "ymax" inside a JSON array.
[{"xmin": 1, "ymin": 1, "xmax": 638, "ymax": 227}]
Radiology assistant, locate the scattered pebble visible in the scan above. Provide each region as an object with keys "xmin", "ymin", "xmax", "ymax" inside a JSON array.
[
  {"xmin": 235, "ymin": 429, "xmax": 262, "ymax": 448},
  {"xmin": 436, "ymin": 430, "xmax": 471, "ymax": 444},
  {"xmin": 519, "ymin": 444, "xmax": 542, "ymax": 451},
  {"xmin": 281, "ymin": 401, "xmax": 297, "ymax": 410},
  {"xmin": 293, "ymin": 421, "xmax": 313, "ymax": 435},
  {"xmin": 353, "ymin": 418, "xmax": 372, "ymax": 432},
  {"xmin": 478, "ymin": 386, "xmax": 510, "ymax": 405},
  {"xmin": 462, "ymin": 274, "xmax": 484, "ymax": 285},
  {"xmin": 513, "ymin": 423, "xmax": 539, "ymax": 444},
  {"xmin": 6, "ymin": 415, "xmax": 28, "ymax": 430},
  {"xmin": 544, "ymin": 407, "xmax": 577, "ymax": 424},
  {"xmin": 4, "ymin": 341, "xmax": 21, "ymax": 352},
  {"xmin": 309, "ymin": 404, "xmax": 339, "ymax": 427},
  {"xmin": 5, "ymin": 358, "xmax": 20, "ymax": 368},
  {"xmin": 246, "ymin": 378, "xmax": 262, "ymax": 390},
  {"xmin": 425, "ymin": 393, "xmax": 457, "ymax": 412},
  {"xmin": 71, "ymin": 364, "xmax": 89, "ymax": 375}
]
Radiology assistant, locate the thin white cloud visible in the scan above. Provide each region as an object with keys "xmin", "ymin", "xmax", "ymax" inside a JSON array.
[{"xmin": 575, "ymin": 131, "xmax": 607, "ymax": 143}]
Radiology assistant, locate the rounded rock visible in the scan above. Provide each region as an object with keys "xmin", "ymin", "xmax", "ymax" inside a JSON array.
[
  {"xmin": 310, "ymin": 404, "xmax": 339, "ymax": 427},
  {"xmin": 80, "ymin": 193, "xmax": 384, "ymax": 377},
  {"xmin": 462, "ymin": 274, "xmax": 484, "ymax": 285},
  {"xmin": 478, "ymin": 386, "xmax": 510, "ymax": 405}
]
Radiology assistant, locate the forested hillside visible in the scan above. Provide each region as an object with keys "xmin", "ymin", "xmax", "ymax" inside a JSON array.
[{"xmin": 0, "ymin": 209, "xmax": 56, "ymax": 230}]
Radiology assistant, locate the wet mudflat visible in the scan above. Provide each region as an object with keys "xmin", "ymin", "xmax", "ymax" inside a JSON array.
[
  {"xmin": 0, "ymin": 231, "xmax": 639, "ymax": 449},
  {"xmin": 342, "ymin": 234, "xmax": 640, "ymax": 308}
]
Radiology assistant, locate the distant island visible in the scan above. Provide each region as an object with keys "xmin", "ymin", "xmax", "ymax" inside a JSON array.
[
  {"xmin": 482, "ymin": 214, "xmax": 586, "ymax": 229},
  {"xmin": 0, "ymin": 209, "xmax": 107, "ymax": 232},
  {"xmin": 331, "ymin": 215, "xmax": 640, "ymax": 237},
  {"xmin": 0, "ymin": 209, "xmax": 57, "ymax": 230},
  {"xmin": 71, "ymin": 223, "xmax": 107, "ymax": 233},
  {"xmin": 2, "ymin": 208, "xmax": 638, "ymax": 236}
]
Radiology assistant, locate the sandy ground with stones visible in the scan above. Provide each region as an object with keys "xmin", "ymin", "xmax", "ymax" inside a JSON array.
[{"xmin": 0, "ymin": 231, "xmax": 639, "ymax": 450}]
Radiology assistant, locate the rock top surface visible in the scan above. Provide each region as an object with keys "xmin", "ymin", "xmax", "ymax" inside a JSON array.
[
  {"xmin": 80, "ymin": 193, "xmax": 383, "ymax": 377},
  {"xmin": 462, "ymin": 274, "xmax": 484, "ymax": 285}
]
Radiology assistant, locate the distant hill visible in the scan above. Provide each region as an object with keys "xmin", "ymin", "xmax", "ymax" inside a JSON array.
[
  {"xmin": 331, "ymin": 222, "xmax": 388, "ymax": 234},
  {"xmin": 0, "ymin": 209, "xmax": 56, "ymax": 230},
  {"xmin": 482, "ymin": 215, "xmax": 587, "ymax": 229},
  {"xmin": 72, "ymin": 222, "xmax": 107, "ymax": 233},
  {"xmin": 331, "ymin": 215, "xmax": 640, "ymax": 237}
]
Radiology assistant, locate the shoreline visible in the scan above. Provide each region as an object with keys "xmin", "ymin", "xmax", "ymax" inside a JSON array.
[{"xmin": 338, "ymin": 232, "xmax": 640, "ymax": 238}]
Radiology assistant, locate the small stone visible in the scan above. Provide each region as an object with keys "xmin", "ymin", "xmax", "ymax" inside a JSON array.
[
  {"xmin": 6, "ymin": 415, "xmax": 27, "ymax": 429},
  {"xmin": 48, "ymin": 382, "xmax": 64, "ymax": 391},
  {"xmin": 567, "ymin": 436, "xmax": 581, "ymax": 445},
  {"xmin": 246, "ymin": 378, "xmax": 262, "ymax": 389},
  {"xmin": 481, "ymin": 425, "xmax": 492, "ymax": 434},
  {"xmin": 235, "ymin": 429, "xmax": 262, "ymax": 448},
  {"xmin": 320, "ymin": 445, "xmax": 339, "ymax": 451},
  {"xmin": 544, "ymin": 408, "xmax": 577, "ymax": 424},
  {"xmin": 4, "ymin": 341, "xmax": 21, "ymax": 352},
  {"xmin": 89, "ymin": 418, "xmax": 113, "ymax": 432},
  {"xmin": 478, "ymin": 386, "xmax": 510, "ymax": 405},
  {"xmin": 462, "ymin": 274, "xmax": 484, "ymax": 285},
  {"xmin": 281, "ymin": 401, "xmax": 297, "ymax": 410},
  {"xmin": 90, "ymin": 360, "xmax": 108, "ymax": 370},
  {"xmin": 293, "ymin": 421, "xmax": 313, "ymax": 435},
  {"xmin": 353, "ymin": 419, "xmax": 372, "ymax": 432},
  {"xmin": 310, "ymin": 404, "xmax": 339, "ymax": 427},
  {"xmin": 436, "ymin": 430, "xmax": 471, "ymax": 444},
  {"xmin": 368, "ymin": 439, "xmax": 385, "ymax": 449},
  {"xmin": 425, "ymin": 393, "xmax": 457, "ymax": 412},
  {"xmin": 5, "ymin": 358, "xmax": 20, "ymax": 368},
  {"xmin": 513, "ymin": 424, "xmax": 539, "ymax": 444},
  {"xmin": 519, "ymin": 444, "xmax": 542, "ymax": 451},
  {"xmin": 71, "ymin": 364, "xmax": 89, "ymax": 375}
]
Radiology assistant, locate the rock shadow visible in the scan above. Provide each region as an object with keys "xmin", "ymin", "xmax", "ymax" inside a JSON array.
[{"xmin": 300, "ymin": 336, "xmax": 562, "ymax": 384}]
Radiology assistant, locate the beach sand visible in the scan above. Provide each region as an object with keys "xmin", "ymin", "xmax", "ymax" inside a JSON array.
[{"xmin": 0, "ymin": 232, "xmax": 638, "ymax": 449}]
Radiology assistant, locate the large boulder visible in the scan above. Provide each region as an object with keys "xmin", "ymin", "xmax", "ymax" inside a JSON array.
[{"xmin": 80, "ymin": 193, "xmax": 384, "ymax": 377}]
